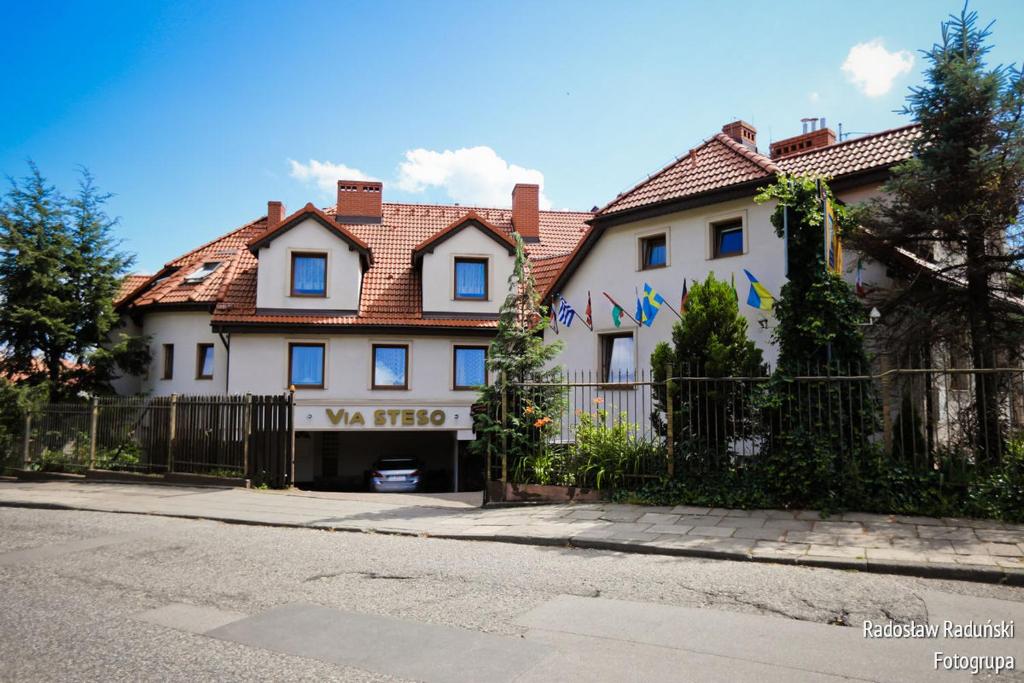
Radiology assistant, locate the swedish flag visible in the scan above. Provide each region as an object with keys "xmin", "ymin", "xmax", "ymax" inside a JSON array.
[{"xmin": 641, "ymin": 283, "xmax": 665, "ymax": 327}]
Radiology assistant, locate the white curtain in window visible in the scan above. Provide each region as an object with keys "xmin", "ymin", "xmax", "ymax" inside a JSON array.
[
  {"xmin": 375, "ymin": 347, "xmax": 407, "ymax": 386},
  {"xmin": 607, "ymin": 336, "xmax": 635, "ymax": 382},
  {"xmin": 293, "ymin": 256, "xmax": 326, "ymax": 294},
  {"xmin": 291, "ymin": 346, "xmax": 323, "ymax": 385},
  {"xmin": 456, "ymin": 261, "xmax": 486, "ymax": 297},
  {"xmin": 455, "ymin": 348, "xmax": 486, "ymax": 387}
]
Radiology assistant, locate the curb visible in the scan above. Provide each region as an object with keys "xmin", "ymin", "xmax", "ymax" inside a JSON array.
[{"xmin": 0, "ymin": 499, "xmax": 1021, "ymax": 587}]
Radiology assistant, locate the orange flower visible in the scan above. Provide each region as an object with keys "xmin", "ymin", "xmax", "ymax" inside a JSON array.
[
  {"xmin": 593, "ymin": 397, "xmax": 605, "ymax": 405},
  {"xmin": 533, "ymin": 416, "xmax": 552, "ymax": 428},
  {"xmin": 574, "ymin": 408, "xmax": 583, "ymax": 416},
  {"xmin": 524, "ymin": 405, "xmax": 536, "ymax": 415}
]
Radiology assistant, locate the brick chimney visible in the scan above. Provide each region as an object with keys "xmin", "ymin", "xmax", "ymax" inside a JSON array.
[
  {"xmin": 770, "ymin": 118, "xmax": 836, "ymax": 158},
  {"xmin": 267, "ymin": 201, "xmax": 286, "ymax": 229},
  {"xmin": 721, "ymin": 120, "xmax": 757, "ymax": 151},
  {"xmin": 511, "ymin": 183, "xmax": 540, "ymax": 241},
  {"xmin": 336, "ymin": 180, "xmax": 382, "ymax": 223}
]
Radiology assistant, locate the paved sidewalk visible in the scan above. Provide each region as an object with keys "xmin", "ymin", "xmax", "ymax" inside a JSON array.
[{"xmin": 1, "ymin": 480, "xmax": 1022, "ymax": 585}]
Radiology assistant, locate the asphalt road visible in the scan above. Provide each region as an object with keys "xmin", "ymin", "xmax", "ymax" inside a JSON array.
[{"xmin": 1, "ymin": 507, "xmax": 1022, "ymax": 681}]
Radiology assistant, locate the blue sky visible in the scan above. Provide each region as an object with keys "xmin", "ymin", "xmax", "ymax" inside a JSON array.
[{"xmin": 2, "ymin": 0, "xmax": 1022, "ymax": 273}]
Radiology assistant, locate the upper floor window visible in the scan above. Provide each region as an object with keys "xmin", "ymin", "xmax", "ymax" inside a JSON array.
[
  {"xmin": 454, "ymin": 257, "xmax": 487, "ymax": 300},
  {"xmin": 712, "ymin": 219, "xmax": 743, "ymax": 258},
  {"xmin": 373, "ymin": 344, "xmax": 408, "ymax": 389},
  {"xmin": 291, "ymin": 252, "xmax": 327, "ymax": 297},
  {"xmin": 161, "ymin": 344, "xmax": 174, "ymax": 380},
  {"xmin": 640, "ymin": 234, "xmax": 667, "ymax": 269},
  {"xmin": 289, "ymin": 343, "xmax": 325, "ymax": 388},
  {"xmin": 453, "ymin": 345, "xmax": 487, "ymax": 389},
  {"xmin": 196, "ymin": 343, "xmax": 214, "ymax": 380},
  {"xmin": 599, "ymin": 332, "xmax": 635, "ymax": 383}
]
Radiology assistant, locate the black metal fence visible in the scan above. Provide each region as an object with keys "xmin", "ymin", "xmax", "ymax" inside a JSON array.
[
  {"xmin": 18, "ymin": 394, "xmax": 293, "ymax": 487},
  {"xmin": 485, "ymin": 364, "xmax": 1024, "ymax": 488}
]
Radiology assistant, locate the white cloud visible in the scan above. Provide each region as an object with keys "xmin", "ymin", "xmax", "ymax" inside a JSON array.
[
  {"xmin": 841, "ymin": 39, "xmax": 914, "ymax": 97},
  {"xmin": 396, "ymin": 146, "xmax": 551, "ymax": 209},
  {"xmin": 808, "ymin": 91, "xmax": 821, "ymax": 103},
  {"xmin": 288, "ymin": 159, "xmax": 378, "ymax": 195}
]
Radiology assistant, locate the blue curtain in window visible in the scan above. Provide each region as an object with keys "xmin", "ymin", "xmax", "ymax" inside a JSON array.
[
  {"xmin": 455, "ymin": 348, "xmax": 486, "ymax": 387},
  {"xmin": 648, "ymin": 243, "xmax": 666, "ymax": 266},
  {"xmin": 291, "ymin": 346, "xmax": 324, "ymax": 386},
  {"xmin": 375, "ymin": 347, "xmax": 407, "ymax": 386},
  {"xmin": 293, "ymin": 256, "xmax": 326, "ymax": 294},
  {"xmin": 456, "ymin": 261, "xmax": 486, "ymax": 298},
  {"xmin": 718, "ymin": 229, "xmax": 742, "ymax": 255}
]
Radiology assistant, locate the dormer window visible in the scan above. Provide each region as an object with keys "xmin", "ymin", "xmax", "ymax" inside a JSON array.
[
  {"xmin": 291, "ymin": 252, "xmax": 327, "ymax": 297},
  {"xmin": 183, "ymin": 261, "xmax": 221, "ymax": 283},
  {"xmin": 454, "ymin": 257, "xmax": 488, "ymax": 300}
]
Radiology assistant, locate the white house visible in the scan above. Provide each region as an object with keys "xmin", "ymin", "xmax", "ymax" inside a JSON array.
[
  {"xmin": 540, "ymin": 119, "xmax": 920, "ymax": 382},
  {"xmin": 114, "ymin": 181, "xmax": 592, "ymax": 490}
]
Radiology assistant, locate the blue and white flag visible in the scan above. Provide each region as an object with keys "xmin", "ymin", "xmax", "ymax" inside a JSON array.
[{"xmin": 557, "ymin": 295, "xmax": 577, "ymax": 327}]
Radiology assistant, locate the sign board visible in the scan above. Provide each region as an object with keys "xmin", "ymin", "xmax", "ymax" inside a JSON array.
[{"xmin": 294, "ymin": 404, "xmax": 475, "ymax": 431}]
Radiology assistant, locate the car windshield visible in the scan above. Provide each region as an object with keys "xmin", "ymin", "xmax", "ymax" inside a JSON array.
[{"xmin": 376, "ymin": 459, "xmax": 419, "ymax": 470}]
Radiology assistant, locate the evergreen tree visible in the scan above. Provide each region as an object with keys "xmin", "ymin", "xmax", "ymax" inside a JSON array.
[
  {"xmin": 470, "ymin": 235, "xmax": 563, "ymax": 464},
  {"xmin": 651, "ymin": 273, "xmax": 763, "ymax": 470},
  {"xmin": 853, "ymin": 7, "xmax": 1024, "ymax": 462},
  {"xmin": 0, "ymin": 163, "xmax": 146, "ymax": 398}
]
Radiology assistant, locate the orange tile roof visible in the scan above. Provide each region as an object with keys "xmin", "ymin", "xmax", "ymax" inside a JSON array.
[
  {"xmin": 411, "ymin": 210, "xmax": 516, "ymax": 259},
  {"xmin": 544, "ymin": 124, "xmax": 920, "ymax": 299},
  {"xmin": 776, "ymin": 124, "xmax": 920, "ymax": 177},
  {"xmin": 119, "ymin": 201, "xmax": 591, "ymax": 331},
  {"xmin": 247, "ymin": 202, "xmax": 372, "ymax": 258},
  {"xmin": 599, "ymin": 125, "xmax": 918, "ymax": 218},
  {"xmin": 114, "ymin": 274, "xmax": 152, "ymax": 306}
]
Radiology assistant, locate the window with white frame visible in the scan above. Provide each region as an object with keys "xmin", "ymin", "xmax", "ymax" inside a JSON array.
[{"xmin": 599, "ymin": 332, "xmax": 635, "ymax": 383}]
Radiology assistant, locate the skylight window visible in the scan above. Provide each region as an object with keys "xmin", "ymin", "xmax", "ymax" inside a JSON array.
[{"xmin": 183, "ymin": 261, "xmax": 221, "ymax": 284}]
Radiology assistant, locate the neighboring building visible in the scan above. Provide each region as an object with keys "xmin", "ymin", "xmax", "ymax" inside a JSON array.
[
  {"xmin": 541, "ymin": 119, "xmax": 920, "ymax": 379},
  {"xmin": 114, "ymin": 182, "xmax": 592, "ymax": 490}
]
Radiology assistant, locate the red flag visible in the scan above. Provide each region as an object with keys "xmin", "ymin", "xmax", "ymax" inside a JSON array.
[
  {"xmin": 856, "ymin": 259, "xmax": 866, "ymax": 298},
  {"xmin": 680, "ymin": 278, "xmax": 689, "ymax": 314},
  {"xmin": 585, "ymin": 291, "xmax": 593, "ymax": 330}
]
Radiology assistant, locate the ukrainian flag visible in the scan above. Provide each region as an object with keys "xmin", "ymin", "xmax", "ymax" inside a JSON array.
[
  {"xmin": 743, "ymin": 270, "xmax": 774, "ymax": 311},
  {"xmin": 642, "ymin": 283, "xmax": 665, "ymax": 327}
]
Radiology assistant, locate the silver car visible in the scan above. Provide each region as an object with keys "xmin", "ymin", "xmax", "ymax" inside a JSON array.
[{"xmin": 369, "ymin": 457, "xmax": 422, "ymax": 493}]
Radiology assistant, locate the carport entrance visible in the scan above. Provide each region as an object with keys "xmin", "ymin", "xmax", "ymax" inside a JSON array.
[{"xmin": 294, "ymin": 430, "xmax": 481, "ymax": 493}]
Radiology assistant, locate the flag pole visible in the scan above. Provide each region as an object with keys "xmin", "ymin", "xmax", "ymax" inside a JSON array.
[
  {"xmin": 601, "ymin": 291, "xmax": 640, "ymax": 326},
  {"xmin": 661, "ymin": 299, "xmax": 684, "ymax": 321}
]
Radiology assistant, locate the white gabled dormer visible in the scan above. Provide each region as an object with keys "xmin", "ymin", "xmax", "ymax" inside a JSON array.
[
  {"xmin": 248, "ymin": 200, "xmax": 373, "ymax": 313},
  {"xmin": 412, "ymin": 210, "xmax": 517, "ymax": 317}
]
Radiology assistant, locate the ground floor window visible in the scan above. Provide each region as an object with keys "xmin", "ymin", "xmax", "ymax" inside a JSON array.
[
  {"xmin": 196, "ymin": 343, "xmax": 214, "ymax": 379},
  {"xmin": 599, "ymin": 332, "xmax": 635, "ymax": 383},
  {"xmin": 289, "ymin": 343, "xmax": 325, "ymax": 388},
  {"xmin": 453, "ymin": 345, "xmax": 487, "ymax": 389},
  {"xmin": 373, "ymin": 344, "xmax": 408, "ymax": 389},
  {"xmin": 162, "ymin": 344, "xmax": 174, "ymax": 380}
]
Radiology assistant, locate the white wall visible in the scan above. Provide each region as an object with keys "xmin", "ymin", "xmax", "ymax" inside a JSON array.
[
  {"xmin": 138, "ymin": 310, "xmax": 225, "ymax": 396},
  {"xmin": 227, "ymin": 333, "xmax": 491, "ymax": 403},
  {"xmin": 255, "ymin": 217, "xmax": 363, "ymax": 311},
  {"xmin": 108, "ymin": 315, "xmax": 143, "ymax": 396},
  {"xmin": 546, "ymin": 185, "xmax": 894, "ymax": 377},
  {"xmin": 420, "ymin": 227, "xmax": 515, "ymax": 315}
]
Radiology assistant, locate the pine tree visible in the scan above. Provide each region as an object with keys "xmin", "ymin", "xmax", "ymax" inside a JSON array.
[
  {"xmin": 854, "ymin": 7, "xmax": 1024, "ymax": 462},
  {"xmin": 0, "ymin": 163, "xmax": 146, "ymax": 398},
  {"xmin": 470, "ymin": 235, "xmax": 563, "ymax": 463}
]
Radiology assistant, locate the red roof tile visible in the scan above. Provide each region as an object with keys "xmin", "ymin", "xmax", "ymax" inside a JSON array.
[
  {"xmin": 114, "ymin": 274, "xmax": 152, "ymax": 306},
  {"xmin": 120, "ymin": 201, "xmax": 591, "ymax": 330},
  {"xmin": 776, "ymin": 124, "xmax": 920, "ymax": 177},
  {"xmin": 411, "ymin": 210, "xmax": 517, "ymax": 259},
  {"xmin": 247, "ymin": 203, "xmax": 372, "ymax": 259}
]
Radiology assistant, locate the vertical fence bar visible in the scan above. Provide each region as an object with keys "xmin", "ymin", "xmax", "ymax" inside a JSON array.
[
  {"xmin": 167, "ymin": 394, "xmax": 178, "ymax": 473},
  {"xmin": 665, "ymin": 362, "xmax": 674, "ymax": 480},
  {"xmin": 88, "ymin": 397, "xmax": 99, "ymax": 469},
  {"xmin": 242, "ymin": 393, "xmax": 252, "ymax": 477},
  {"xmin": 22, "ymin": 412, "xmax": 32, "ymax": 468},
  {"xmin": 499, "ymin": 371, "xmax": 508, "ymax": 484}
]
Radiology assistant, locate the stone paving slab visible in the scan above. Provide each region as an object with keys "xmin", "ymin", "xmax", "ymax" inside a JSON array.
[{"xmin": 0, "ymin": 480, "xmax": 1022, "ymax": 586}]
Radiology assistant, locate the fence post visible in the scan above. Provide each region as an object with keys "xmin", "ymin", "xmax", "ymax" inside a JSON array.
[
  {"xmin": 500, "ymin": 371, "xmax": 508, "ymax": 484},
  {"xmin": 665, "ymin": 362, "xmax": 675, "ymax": 479},
  {"xmin": 88, "ymin": 397, "xmax": 99, "ymax": 469},
  {"xmin": 22, "ymin": 412, "xmax": 32, "ymax": 469},
  {"xmin": 879, "ymin": 354, "xmax": 893, "ymax": 453},
  {"xmin": 288, "ymin": 388, "xmax": 296, "ymax": 488},
  {"xmin": 242, "ymin": 393, "xmax": 252, "ymax": 478},
  {"xmin": 167, "ymin": 394, "xmax": 178, "ymax": 474}
]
